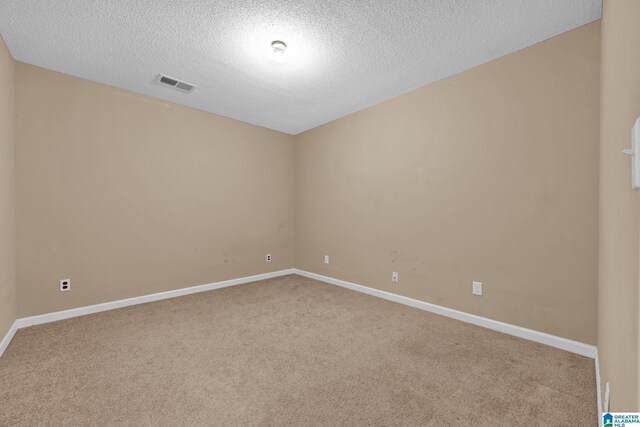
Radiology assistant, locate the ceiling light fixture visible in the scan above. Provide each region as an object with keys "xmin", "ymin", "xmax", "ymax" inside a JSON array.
[{"xmin": 271, "ymin": 40, "xmax": 287, "ymax": 63}]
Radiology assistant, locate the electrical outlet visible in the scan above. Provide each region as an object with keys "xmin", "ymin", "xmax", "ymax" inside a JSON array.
[
  {"xmin": 472, "ymin": 281, "xmax": 483, "ymax": 296},
  {"xmin": 60, "ymin": 279, "xmax": 71, "ymax": 292},
  {"xmin": 392, "ymin": 272, "xmax": 399, "ymax": 283},
  {"xmin": 324, "ymin": 255, "xmax": 329, "ymax": 264},
  {"xmin": 265, "ymin": 254, "xmax": 272, "ymax": 262}
]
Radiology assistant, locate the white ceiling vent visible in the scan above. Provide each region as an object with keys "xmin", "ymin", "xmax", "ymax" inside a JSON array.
[{"xmin": 156, "ymin": 74, "xmax": 196, "ymax": 93}]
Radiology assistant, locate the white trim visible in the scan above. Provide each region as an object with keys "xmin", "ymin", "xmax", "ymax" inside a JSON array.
[
  {"xmin": 2, "ymin": 268, "xmax": 598, "ymax": 362},
  {"xmin": 293, "ymin": 269, "xmax": 597, "ymax": 359},
  {"xmin": 16, "ymin": 269, "xmax": 295, "ymax": 329},
  {"xmin": 0, "ymin": 320, "xmax": 19, "ymax": 358},
  {"xmin": 0, "ymin": 266, "xmax": 602, "ymax": 421},
  {"xmin": 595, "ymin": 349, "xmax": 602, "ymax": 426},
  {"xmin": 0, "ymin": 269, "xmax": 295, "ymax": 357}
]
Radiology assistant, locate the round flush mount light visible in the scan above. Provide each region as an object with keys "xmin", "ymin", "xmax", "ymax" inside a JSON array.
[
  {"xmin": 271, "ymin": 40, "xmax": 287, "ymax": 54},
  {"xmin": 271, "ymin": 40, "xmax": 287, "ymax": 63}
]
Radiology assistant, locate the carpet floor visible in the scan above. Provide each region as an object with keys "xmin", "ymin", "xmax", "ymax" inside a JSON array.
[{"xmin": 1, "ymin": 274, "xmax": 596, "ymax": 426}]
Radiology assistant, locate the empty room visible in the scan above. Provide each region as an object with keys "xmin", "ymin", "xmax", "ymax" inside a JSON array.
[{"xmin": 0, "ymin": 0, "xmax": 638, "ymax": 425}]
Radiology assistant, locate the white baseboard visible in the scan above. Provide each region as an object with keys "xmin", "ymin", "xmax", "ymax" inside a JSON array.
[
  {"xmin": 1, "ymin": 267, "xmax": 597, "ymax": 361},
  {"xmin": 595, "ymin": 350, "xmax": 602, "ymax": 426},
  {"xmin": 0, "ymin": 320, "xmax": 19, "ymax": 358},
  {"xmin": 2, "ymin": 266, "xmax": 600, "ymax": 421},
  {"xmin": 293, "ymin": 269, "xmax": 597, "ymax": 359},
  {"xmin": 0, "ymin": 269, "xmax": 295, "ymax": 357}
]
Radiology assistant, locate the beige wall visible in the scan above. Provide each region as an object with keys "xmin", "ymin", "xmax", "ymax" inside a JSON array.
[
  {"xmin": 0, "ymin": 35, "xmax": 16, "ymax": 339},
  {"xmin": 16, "ymin": 63, "xmax": 295, "ymax": 317},
  {"xmin": 296, "ymin": 22, "xmax": 600, "ymax": 344},
  {"xmin": 10, "ymin": 22, "xmax": 602, "ymax": 355},
  {"xmin": 599, "ymin": 0, "xmax": 640, "ymax": 410}
]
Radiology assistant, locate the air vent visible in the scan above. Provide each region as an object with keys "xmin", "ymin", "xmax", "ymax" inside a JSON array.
[
  {"xmin": 160, "ymin": 76, "xmax": 179, "ymax": 86},
  {"xmin": 157, "ymin": 74, "xmax": 196, "ymax": 93}
]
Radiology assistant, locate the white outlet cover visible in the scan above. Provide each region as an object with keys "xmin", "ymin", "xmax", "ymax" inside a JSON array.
[
  {"xmin": 392, "ymin": 272, "xmax": 399, "ymax": 283},
  {"xmin": 324, "ymin": 255, "xmax": 329, "ymax": 264},
  {"xmin": 266, "ymin": 254, "xmax": 272, "ymax": 262},
  {"xmin": 60, "ymin": 279, "xmax": 71, "ymax": 292},
  {"xmin": 472, "ymin": 281, "xmax": 483, "ymax": 296}
]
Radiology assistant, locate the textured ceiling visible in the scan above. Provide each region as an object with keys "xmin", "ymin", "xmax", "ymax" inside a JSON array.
[{"xmin": 0, "ymin": 0, "xmax": 601, "ymax": 135}]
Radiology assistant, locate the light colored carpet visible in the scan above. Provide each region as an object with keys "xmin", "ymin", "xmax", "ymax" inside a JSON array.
[{"xmin": 1, "ymin": 274, "xmax": 596, "ymax": 426}]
